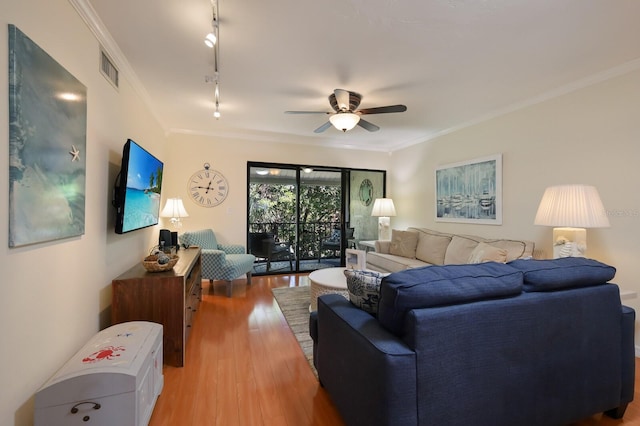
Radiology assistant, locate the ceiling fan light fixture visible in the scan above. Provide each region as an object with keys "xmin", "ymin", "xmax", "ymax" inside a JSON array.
[{"xmin": 329, "ymin": 112, "xmax": 360, "ymax": 132}]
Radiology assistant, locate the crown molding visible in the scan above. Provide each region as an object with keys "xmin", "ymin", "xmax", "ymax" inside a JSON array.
[
  {"xmin": 67, "ymin": 0, "xmax": 167, "ymax": 134},
  {"xmin": 391, "ymin": 57, "xmax": 640, "ymax": 153}
]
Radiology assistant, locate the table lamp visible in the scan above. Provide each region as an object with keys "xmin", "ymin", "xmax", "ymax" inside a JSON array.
[
  {"xmin": 534, "ymin": 184, "xmax": 609, "ymax": 258},
  {"xmin": 161, "ymin": 198, "xmax": 189, "ymax": 228},
  {"xmin": 371, "ymin": 198, "xmax": 396, "ymax": 241}
]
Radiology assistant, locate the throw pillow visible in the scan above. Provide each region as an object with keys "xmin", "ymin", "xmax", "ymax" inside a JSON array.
[
  {"xmin": 468, "ymin": 242, "xmax": 508, "ymax": 264},
  {"xmin": 343, "ymin": 269, "xmax": 388, "ymax": 314},
  {"xmin": 415, "ymin": 232, "xmax": 452, "ymax": 265},
  {"xmin": 389, "ymin": 230, "xmax": 419, "ymax": 258},
  {"xmin": 444, "ymin": 235, "xmax": 480, "ymax": 264},
  {"xmin": 484, "ymin": 239, "xmax": 528, "ymax": 261}
]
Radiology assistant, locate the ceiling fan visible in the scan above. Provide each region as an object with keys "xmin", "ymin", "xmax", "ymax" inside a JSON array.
[{"xmin": 285, "ymin": 89, "xmax": 407, "ymax": 133}]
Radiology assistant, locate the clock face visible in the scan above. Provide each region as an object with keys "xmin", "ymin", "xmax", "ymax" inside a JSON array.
[{"xmin": 188, "ymin": 167, "xmax": 229, "ymax": 207}]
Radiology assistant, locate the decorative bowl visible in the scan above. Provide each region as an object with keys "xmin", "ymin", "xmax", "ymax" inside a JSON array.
[{"xmin": 142, "ymin": 254, "xmax": 179, "ymax": 272}]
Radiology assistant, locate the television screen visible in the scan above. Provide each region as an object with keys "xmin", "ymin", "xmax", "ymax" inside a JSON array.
[{"xmin": 114, "ymin": 139, "xmax": 164, "ymax": 234}]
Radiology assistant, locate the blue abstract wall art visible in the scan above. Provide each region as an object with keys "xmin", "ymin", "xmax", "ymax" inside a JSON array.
[{"xmin": 8, "ymin": 24, "xmax": 87, "ymax": 247}]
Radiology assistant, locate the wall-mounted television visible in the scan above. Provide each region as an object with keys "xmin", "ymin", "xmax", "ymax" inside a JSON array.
[{"xmin": 113, "ymin": 139, "xmax": 164, "ymax": 234}]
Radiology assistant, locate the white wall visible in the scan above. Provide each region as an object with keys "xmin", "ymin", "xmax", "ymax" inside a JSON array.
[
  {"xmin": 0, "ymin": 1, "xmax": 167, "ymax": 424},
  {"xmin": 389, "ymin": 68, "xmax": 640, "ymax": 343},
  {"xmin": 162, "ymin": 133, "xmax": 390, "ymax": 245}
]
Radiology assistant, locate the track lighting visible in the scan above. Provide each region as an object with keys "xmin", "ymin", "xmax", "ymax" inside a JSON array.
[
  {"xmin": 206, "ymin": 0, "xmax": 221, "ymax": 119},
  {"xmin": 213, "ymin": 81, "xmax": 220, "ymax": 118},
  {"xmin": 204, "ymin": 0, "xmax": 219, "ymax": 48},
  {"xmin": 204, "ymin": 32, "xmax": 216, "ymax": 47}
]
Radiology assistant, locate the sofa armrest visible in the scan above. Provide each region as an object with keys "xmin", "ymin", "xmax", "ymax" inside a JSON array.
[
  {"xmin": 375, "ymin": 240, "xmax": 391, "ymax": 254},
  {"xmin": 218, "ymin": 244, "xmax": 246, "ymax": 254},
  {"xmin": 201, "ymin": 248, "xmax": 226, "ymax": 262},
  {"xmin": 309, "ymin": 310, "xmax": 318, "ymax": 369},
  {"xmin": 620, "ymin": 305, "xmax": 636, "ymax": 406},
  {"xmin": 316, "ymin": 294, "xmax": 417, "ymax": 426}
]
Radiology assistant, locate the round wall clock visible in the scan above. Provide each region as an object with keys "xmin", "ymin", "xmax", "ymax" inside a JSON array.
[
  {"xmin": 359, "ymin": 178, "xmax": 374, "ymax": 206},
  {"xmin": 187, "ymin": 163, "xmax": 229, "ymax": 207}
]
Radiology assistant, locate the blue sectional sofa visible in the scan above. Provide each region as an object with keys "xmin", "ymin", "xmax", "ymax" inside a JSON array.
[{"xmin": 309, "ymin": 258, "xmax": 635, "ymax": 426}]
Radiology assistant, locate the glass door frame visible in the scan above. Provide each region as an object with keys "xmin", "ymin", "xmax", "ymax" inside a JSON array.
[{"xmin": 247, "ymin": 161, "xmax": 386, "ymax": 275}]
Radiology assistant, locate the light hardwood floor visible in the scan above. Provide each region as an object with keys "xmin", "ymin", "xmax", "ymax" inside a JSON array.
[{"xmin": 149, "ymin": 274, "xmax": 640, "ymax": 426}]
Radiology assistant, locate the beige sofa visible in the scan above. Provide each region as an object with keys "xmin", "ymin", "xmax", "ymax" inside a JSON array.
[{"xmin": 366, "ymin": 227, "xmax": 535, "ymax": 273}]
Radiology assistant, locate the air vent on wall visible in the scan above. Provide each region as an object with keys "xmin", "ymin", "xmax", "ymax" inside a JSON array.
[{"xmin": 100, "ymin": 46, "xmax": 119, "ymax": 89}]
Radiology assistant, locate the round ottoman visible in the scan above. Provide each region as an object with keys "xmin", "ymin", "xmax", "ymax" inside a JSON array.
[{"xmin": 309, "ymin": 267, "xmax": 349, "ymax": 311}]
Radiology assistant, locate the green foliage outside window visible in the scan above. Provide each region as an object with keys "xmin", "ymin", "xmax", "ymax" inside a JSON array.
[{"xmin": 249, "ymin": 183, "xmax": 341, "ymax": 259}]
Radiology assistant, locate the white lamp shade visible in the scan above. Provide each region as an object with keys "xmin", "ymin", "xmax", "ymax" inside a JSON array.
[
  {"xmin": 329, "ymin": 112, "xmax": 360, "ymax": 132},
  {"xmin": 371, "ymin": 198, "xmax": 397, "ymax": 217},
  {"xmin": 161, "ymin": 198, "xmax": 189, "ymax": 219},
  {"xmin": 534, "ymin": 184, "xmax": 609, "ymax": 228}
]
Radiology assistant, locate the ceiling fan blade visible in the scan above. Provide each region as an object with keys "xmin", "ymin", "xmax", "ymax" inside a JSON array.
[
  {"xmin": 334, "ymin": 89, "xmax": 351, "ymax": 111},
  {"xmin": 285, "ymin": 111, "xmax": 330, "ymax": 114},
  {"xmin": 314, "ymin": 121, "xmax": 333, "ymax": 133},
  {"xmin": 357, "ymin": 104, "xmax": 407, "ymax": 115},
  {"xmin": 357, "ymin": 118, "xmax": 380, "ymax": 132}
]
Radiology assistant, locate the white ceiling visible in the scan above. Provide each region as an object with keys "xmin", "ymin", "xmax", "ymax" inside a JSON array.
[{"xmin": 82, "ymin": 0, "xmax": 640, "ymax": 152}]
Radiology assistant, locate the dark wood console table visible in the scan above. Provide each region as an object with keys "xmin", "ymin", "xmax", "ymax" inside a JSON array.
[{"xmin": 111, "ymin": 247, "xmax": 202, "ymax": 367}]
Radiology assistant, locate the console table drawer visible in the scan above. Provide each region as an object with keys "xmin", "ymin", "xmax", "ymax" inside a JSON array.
[{"xmin": 112, "ymin": 247, "xmax": 202, "ymax": 367}]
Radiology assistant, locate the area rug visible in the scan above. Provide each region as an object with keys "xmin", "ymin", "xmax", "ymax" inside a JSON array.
[{"xmin": 272, "ymin": 285, "xmax": 317, "ymax": 376}]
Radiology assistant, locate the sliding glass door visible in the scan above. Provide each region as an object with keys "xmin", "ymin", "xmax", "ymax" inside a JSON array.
[
  {"xmin": 348, "ymin": 170, "xmax": 386, "ymax": 248},
  {"xmin": 247, "ymin": 162, "xmax": 385, "ymax": 275},
  {"xmin": 248, "ymin": 165, "xmax": 298, "ymax": 274},
  {"xmin": 299, "ymin": 168, "xmax": 343, "ymax": 270}
]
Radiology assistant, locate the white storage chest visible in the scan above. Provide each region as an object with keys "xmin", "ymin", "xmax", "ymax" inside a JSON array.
[{"xmin": 34, "ymin": 321, "xmax": 163, "ymax": 426}]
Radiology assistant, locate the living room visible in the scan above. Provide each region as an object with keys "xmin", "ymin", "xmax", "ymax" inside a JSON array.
[{"xmin": 2, "ymin": 0, "xmax": 640, "ymax": 425}]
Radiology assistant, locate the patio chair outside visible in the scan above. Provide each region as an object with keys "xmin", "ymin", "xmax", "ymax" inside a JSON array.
[{"xmin": 248, "ymin": 232, "xmax": 293, "ymax": 272}]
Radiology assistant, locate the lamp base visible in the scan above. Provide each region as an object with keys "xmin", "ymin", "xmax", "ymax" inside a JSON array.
[
  {"xmin": 552, "ymin": 227, "xmax": 587, "ymax": 258},
  {"xmin": 378, "ymin": 217, "xmax": 391, "ymax": 241}
]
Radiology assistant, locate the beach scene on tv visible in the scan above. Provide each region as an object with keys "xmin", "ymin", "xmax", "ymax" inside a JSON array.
[{"xmin": 122, "ymin": 142, "xmax": 163, "ymax": 233}]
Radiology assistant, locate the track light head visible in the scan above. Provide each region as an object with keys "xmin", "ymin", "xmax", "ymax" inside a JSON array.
[{"xmin": 204, "ymin": 32, "xmax": 216, "ymax": 48}]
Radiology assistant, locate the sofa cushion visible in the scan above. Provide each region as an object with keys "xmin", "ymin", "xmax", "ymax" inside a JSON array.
[
  {"xmin": 508, "ymin": 257, "xmax": 616, "ymax": 292},
  {"xmin": 378, "ymin": 263, "xmax": 523, "ymax": 335},
  {"xmin": 443, "ymin": 235, "xmax": 480, "ymax": 264},
  {"xmin": 366, "ymin": 253, "xmax": 430, "ymax": 273},
  {"xmin": 343, "ymin": 269, "xmax": 389, "ymax": 314},
  {"xmin": 389, "ymin": 230, "xmax": 419, "ymax": 258},
  {"xmin": 468, "ymin": 242, "xmax": 508, "ymax": 264},
  {"xmin": 407, "ymin": 227, "xmax": 535, "ymax": 262},
  {"xmin": 415, "ymin": 232, "xmax": 452, "ymax": 265}
]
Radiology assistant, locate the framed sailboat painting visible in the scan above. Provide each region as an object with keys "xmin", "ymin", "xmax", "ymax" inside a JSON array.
[{"xmin": 435, "ymin": 154, "xmax": 502, "ymax": 225}]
